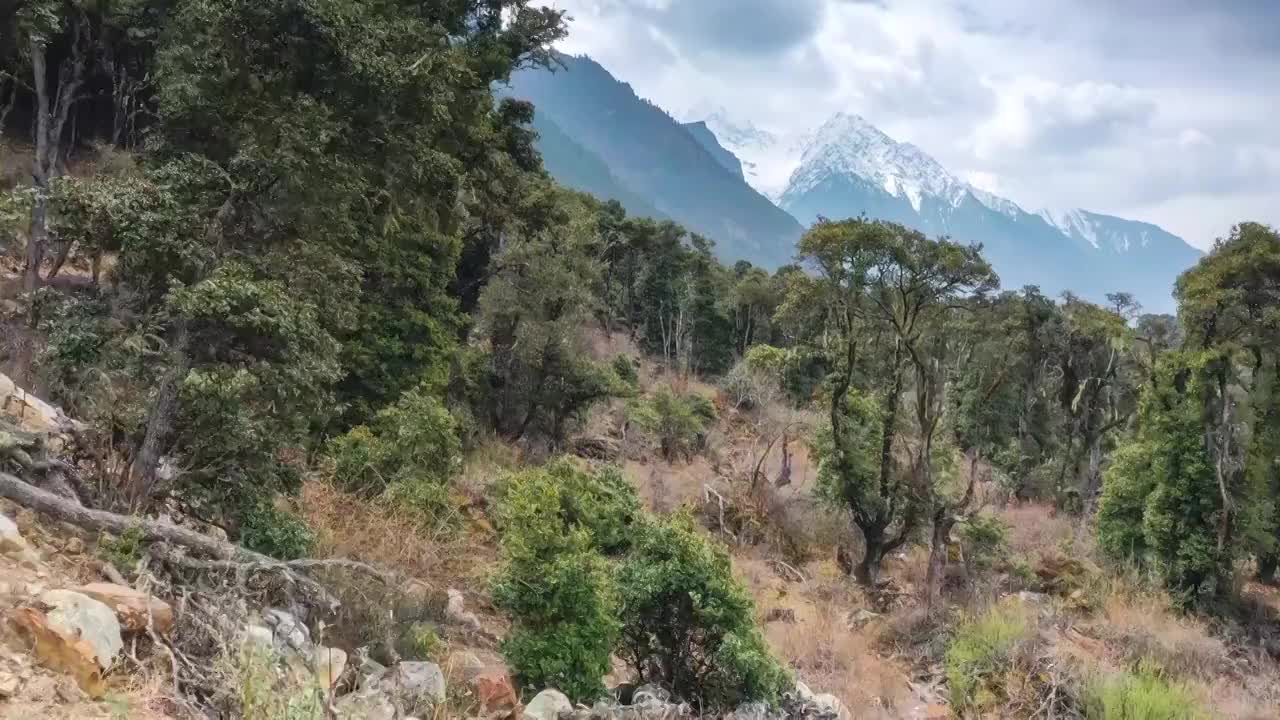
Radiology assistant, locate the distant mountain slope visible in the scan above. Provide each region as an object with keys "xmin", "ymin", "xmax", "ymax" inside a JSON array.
[
  {"xmin": 682, "ymin": 121, "xmax": 744, "ymax": 180},
  {"xmin": 531, "ymin": 112, "xmax": 664, "ymax": 221},
  {"xmin": 755, "ymin": 112, "xmax": 1202, "ymax": 312},
  {"xmin": 505, "ymin": 55, "xmax": 803, "ymax": 268}
]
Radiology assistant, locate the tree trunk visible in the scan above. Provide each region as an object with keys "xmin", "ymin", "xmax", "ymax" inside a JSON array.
[
  {"xmin": 925, "ymin": 509, "xmax": 955, "ymax": 606},
  {"xmin": 855, "ymin": 528, "xmax": 886, "ymax": 587},
  {"xmin": 1257, "ymin": 552, "xmax": 1278, "ymax": 585},
  {"xmin": 131, "ymin": 322, "xmax": 191, "ymax": 508}
]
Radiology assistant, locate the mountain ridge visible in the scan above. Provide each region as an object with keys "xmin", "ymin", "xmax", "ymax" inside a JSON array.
[{"xmin": 504, "ymin": 54, "xmax": 803, "ymax": 269}]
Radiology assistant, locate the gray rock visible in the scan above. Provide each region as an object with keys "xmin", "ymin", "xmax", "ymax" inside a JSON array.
[
  {"xmin": 631, "ymin": 683, "xmax": 670, "ymax": 705},
  {"xmin": 243, "ymin": 624, "xmax": 274, "ymax": 650},
  {"xmin": 727, "ymin": 702, "xmax": 782, "ymax": 720},
  {"xmin": 39, "ymin": 589, "xmax": 122, "ymax": 669},
  {"xmin": 263, "ymin": 608, "xmax": 310, "ymax": 650},
  {"xmin": 376, "ymin": 661, "xmax": 446, "ymax": 708},
  {"xmin": 446, "ymin": 588, "xmax": 483, "ymax": 632},
  {"xmin": 809, "ymin": 693, "xmax": 849, "ymax": 720},
  {"xmin": 0, "ymin": 513, "xmax": 39, "ymax": 566},
  {"xmin": 523, "ymin": 688, "xmax": 573, "ymax": 720},
  {"xmin": 334, "ymin": 691, "xmax": 396, "ymax": 720}
]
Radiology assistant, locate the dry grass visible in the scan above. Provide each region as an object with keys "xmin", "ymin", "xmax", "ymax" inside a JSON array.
[
  {"xmin": 998, "ymin": 502, "xmax": 1079, "ymax": 558},
  {"xmin": 297, "ymin": 479, "xmax": 497, "ymax": 594},
  {"xmin": 733, "ymin": 554, "xmax": 917, "ymax": 718},
  {"xmin": 1094, "ymin": 591, "xmax": 1230, "ymax": 681}
]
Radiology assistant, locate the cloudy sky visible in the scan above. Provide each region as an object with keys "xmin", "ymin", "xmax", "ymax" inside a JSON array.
[{"xmin": 549, "ymin": 0, "xmax": 1279, "ymax": 249}]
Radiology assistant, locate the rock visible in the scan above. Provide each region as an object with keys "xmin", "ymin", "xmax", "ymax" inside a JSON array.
[
  {"xmin": 523, "ymin": 688, "xmax": 572, "ymax": 720},
  {"xmin": 764, "ymin": 607, "xmax": 796, "ymax": 623},
  {"xmin": 38, "ymin": 590, "xmax": 122, "ymax": 670},
  {"xmin": 334, "ymin": 691, "xmax": 396, "ymax": 720},
  {"xmin": 471, "ymin": 670, "xmax": 520, "ymax": 719},
  {"xmin": 62, "ymin": 536, "xmax": 85, "ymax": 555},
  {"xmin": 794, "ymin": 681, "xmax": 815, "ymax": 703},
  {"xmin": 0, "ymin": 371, "xmax": 84, "ymax": 438},
  {"xmin": 263, "ymin": 608, "xmax": 309, "ymax": 651},
  {"xmin": 632, "ymin": 683, "xmax": 670, "ymax": 705},
  {"xmin": 1016, "ymin": 590, "xmax": 1049, "ymax": 605},
  {"xmin": 455, "ymin": 650, "xmax": 487, "ymax": 682},
  {"xmin": 727, "ymin": 702, "xmax": 780, "ymax": 720},
  {"xmin": 0, "ymin": 671, "xmax": 19, "ymax": 698},
  {"xmin": 313, "ymin": 646, "xmax": 348, "ymax": 689},
  {"xmin": 847, "ymin": 608, "xmax": 881, "ymax": 628},
  {"xmin": 243, "ymin": 624, "xmax": 274, "ymax": 650},
  {"xmin": 73, "ymin": 583, "xmax": 174, "ymax": 635},
  {"xmin": 376, "ymin": 661, "xmax": 447, "ymax": 709},
  {"xmin": 0, "ymin": 513, "xmax": 39, "ymax": 567},
  {"xmin": 8, "ymin": 607, "xmax": 105, "ymax": 698},
  {"xmin": 446, "ymin": 588, "xmax": 483, "ymax": 632},
  {"xmin": 809, "ymin": 693, "xmax": 848, "ymax": 719}
]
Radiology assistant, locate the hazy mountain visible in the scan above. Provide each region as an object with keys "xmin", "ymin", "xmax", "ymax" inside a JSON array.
[
  {"xmin": 505, "ymin": 55, "xmax": 803, "ymax": 268},
  {"xmin": 531, "ymin": 111, "xmax": 664, "ymax": 221},
  {"xmin": 754, "ymin": 112, "xmax": 1201, "ymax": 311},
  {"xmin": 682, "ymin": 121, "xmax": 744, "ymax": 181}
]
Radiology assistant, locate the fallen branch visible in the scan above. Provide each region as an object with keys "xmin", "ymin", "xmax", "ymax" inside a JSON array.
[{"xmin": 0, "ymin": 471, "xmax": 396, "ymax": 611}]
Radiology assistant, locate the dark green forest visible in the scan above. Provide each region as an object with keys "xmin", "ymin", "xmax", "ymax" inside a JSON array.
[{"xmin": 2, "ymin": 1, "xmax": 1279, "ymax": 714}]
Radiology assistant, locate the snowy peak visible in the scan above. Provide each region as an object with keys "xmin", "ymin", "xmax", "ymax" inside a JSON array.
[
  {"xmin": 1038, "ymin": 208, "xmax": 1194, "ymax": 256},
  {"xmin": 789, "ymin": 113, "xmax": 967, "ymax": 212},
  {"xmin": 702, "ymin": 108, "xmax": 778, "ymax": 152}
]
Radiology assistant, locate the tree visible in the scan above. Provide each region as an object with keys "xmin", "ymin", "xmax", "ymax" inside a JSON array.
[
  {"xmin": 492, "ymin": 462, "xmax": 621, "ymax": 703},
  {"xmin": 795, "ymin": 218, "xmax": 997, "ymax": 588},
  {"xmin": 471, "ymin": 188, "xmax": 627, "ymax": 445},
  {"xmin": 616, "ymin": 513, "xmax": 789, "ymax": 711}
]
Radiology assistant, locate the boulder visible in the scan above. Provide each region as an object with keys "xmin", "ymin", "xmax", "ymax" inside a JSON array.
[
  {"xmin": 334, "ymin": 691, "xmax": 396, "ymax": 720},
  {"xmin": 375, "ymin": 661, "xmax": 446, "ymax": 709},
  {"xmin": 73, "ymin": 583, "xmax": 174, "ymax": 635},
  {"xmin": 263, "ymin": 607, "xmax": 309, "ymax": 651},
  {"xmin": 0, "ymin": 371, "xmax": 83, "ymax": 441},
  {"xmin": 38, "ymin": 590, "xmax": 122, "ymax": 670},
  {"xmin": 243, "ymin": 624, "xmax": 274, "ymax": 650},
  {"xmin": 809, "ymin": 693, "xmax": 849, "ymax": 720},
  {"xmin": 632, "ymin": 683, "xmax": 670, "ymax": 705},
  {"xmin": 0, "ymin": 513, "xmax": 40, "ymax": 567},
  {"xmin": 471, "ymin": 670, "xmax": 520, "ymax": 719},
  {"xmin": 446, "ymin": 588, "xmax": 483, "ymax": 632},
  {"xmin": 523, "ymin": 689, "xmax": 572, "ymax": 720},
  {"xmin": 8, "ymin": 607, "xmax": 105, "ymax": 698},
  {"xmin": 312, "ymin": 646, "xmax": 348, "ymax": 689}
]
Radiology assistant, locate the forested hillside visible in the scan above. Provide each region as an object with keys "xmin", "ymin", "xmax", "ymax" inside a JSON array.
[
  {"xmin": 0, "ymin": 2, "xmax": 1278, "ymax": 719},
  {"xmin": 504, "ymin": 54, "xmax": 804, "ymax": 269}
]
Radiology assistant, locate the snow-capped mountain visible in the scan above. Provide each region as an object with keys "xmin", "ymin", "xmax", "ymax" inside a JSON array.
[
  {"xmin": 788, "ymin": 113, "xmax": 969, "ymax": 212},
  {"xmin": 698, "ymin": 108, "xmax": 805, "ymax": 200},
  {"xmin": 687, "ymin": 109, "xmax": 1204, "ymax": 311}
]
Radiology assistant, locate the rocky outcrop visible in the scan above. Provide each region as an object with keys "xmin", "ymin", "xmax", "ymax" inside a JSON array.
[
  {"xmin": 523, "ymin": 689, "xmax": 573, "ymax": 720},
  {"xmin": 0, "ymin": 372, "xmax": 83, "ymax": 439},
  {"xmin": 73, "ymin": 582, "xmax": 174, "ymax": 635},
  {"xmin": 38, "ymin": 589, "xmax": 122, "ymax": 671}
]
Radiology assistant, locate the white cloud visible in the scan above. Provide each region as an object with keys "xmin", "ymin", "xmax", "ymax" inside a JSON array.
[{"xmin": 547, "ymin": 0, "xmax": 1280, "ymax": 249}]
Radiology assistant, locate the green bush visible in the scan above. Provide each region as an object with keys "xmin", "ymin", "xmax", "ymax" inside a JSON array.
[
  {"xmin": 396, "ymin": 622, "xmax": 446, "ymax": 661},
  {"xmin": 628, "ymin": 385, "xmax": 717, "ymax": 460},
  {"xmin": 328, "ymin": 383, "xmax": 462, "ymax": 526},
  {"xmin": 611, "ymin": 354, "xmax": 639, "ymax": 388},
  {"xmin": 616, "ymin": 513, "xmax": 790, "ymax": 710},
  {"xmin": 945, "ymin": 602, "xmax": 1032, "ymax": 711},
  {"xmin": 958, "ymin": 513, "xmax": 1010, "ymax": 574},
  {"xmin": 102, "ymin": 525, "xmax": 145, "ymax": 574},
  {"xmin": 492, "ymin": 464, "xmax": 621, "ymax": 703},
  {"xmin": 1084, "ymin": 665, "xmax": 1205, "ymax": 720},
  {"xmin": 239, "ymin": 498, "xmax": 315, "ymax": 560}
]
